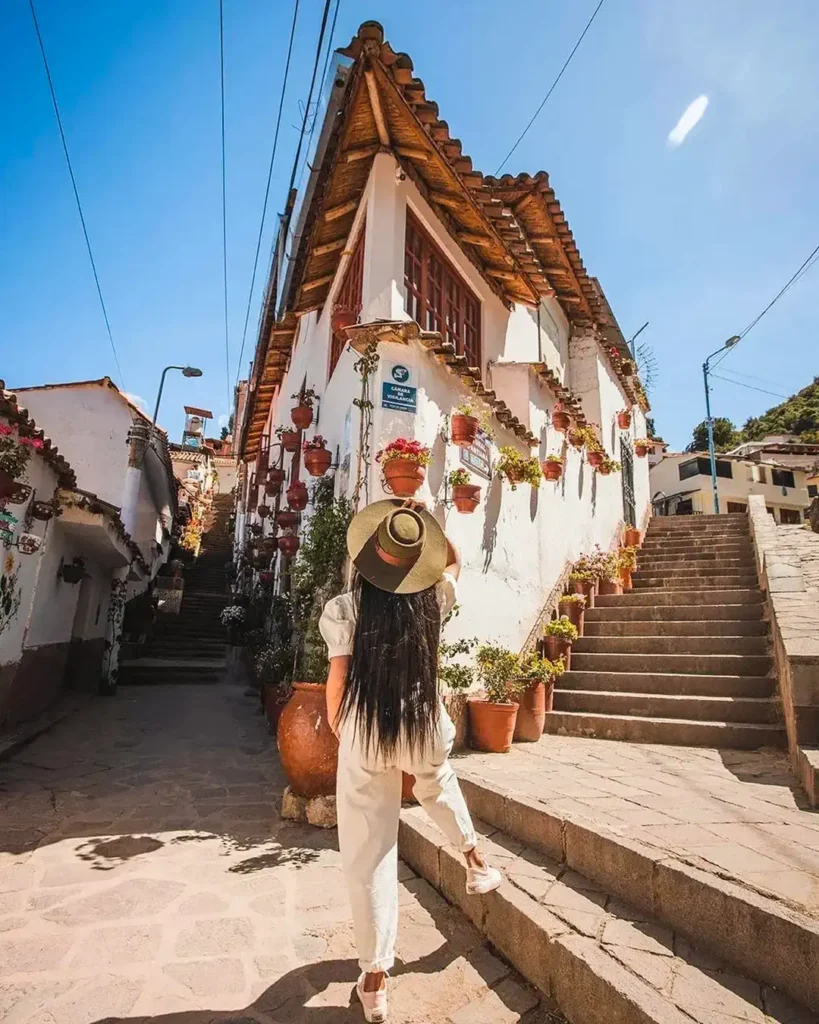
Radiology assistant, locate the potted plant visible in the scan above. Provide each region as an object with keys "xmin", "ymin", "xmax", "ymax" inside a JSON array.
[
  {"xmin": 558, "ymin": 592, "xmax": 586, "ymax": 635},
  {"xmin": 258, "ymin": 570, "xmax": 275, "ymax": 584},
  {"xmin": 514, "ymin": 654, "xmax": 564, "ymax": 742},
  {"xmin": 448, "ymin": 468, "xmax": 481, "ymax": 513},
  {"xmin": 331, "ymin": 303, "xmax": 358, "ymax": 335},
  {"xmin": 0, "ymin": 427, "xmax": 40, "ymax": 502},
  {"xmin": 286, "ymin": 480, "xmax": 309, "ymax": 511},
  {"xmin": 31, "ymin": 499, "xmax": 57, "ymax": 522},
  {"xmin": 278, "ymin": 533, "xmax": 300, "ymax": 558},
  {"xmin": 542, "ymin": 454, "xmax": 564, "ymax": 482},
  {"xmin": 303, "ymin": 436, "xmax": 332, "ymax": 477},
  {"xmin": 634, "ymin": 438, "xmax": 651, "ymax": 458},
  {"xmin": 624, "ymin": 526, "xmax": 641, "ymax": 548},
  {"xmin": 495, "ymin": 447, "xmax": 542, "ymax": 491},
  {"xmin": 266, "ymin": 467, "xmax": 286, "ymax": 496},
  {"xmin": 552, "ymin": 406, "xmax": 572, "ymax": 432},
  {"xmin": 276, "ymin": 425, "xmax": 300, "ymax": 453},
  {"xmin": 439, "ymin": 636, "xmax": 476, "ymax": 753},
  {"xmin": 468, "ymin": 644, "xmax": 526, "ymax": 753},
  {"xmin": 568, "ymin": 570, "xmax": 596, "ymax": 609},
  {"xmin": 450, "ymin": 401, "xmax": 483, "ymax": 447},
  {"xmin": 597, "ymin": 552, "xmax": 623, "ymax": 595},
  {"xmin": 276, "ymin": 510, "xmax": 299, "ymax": 530},
  {"xmin": 597, "ymin": 457, "xmax": 621, "ymax": 476},
  {"xmin": 617, "ymin": 409, "xmax": 632, "ymax": 430},
  {"xmin": 620, "ymin": 359, "xmax": 635, "ymax": 377},
  {"xmin": 291, "ymin": 388, "xmax": 318, "ymax": 430},
  {"xmin": 59, "ymin": 557, "xmax": 86, "ymax": 585},
  {"xmin": 220, "ymin": 603, "xmax": 245, "ymax": 645},
  {"xmin": 257, "ymin": 504, "xmax": 271, "ymax": 518},
  {"xmin": 618, "ymin": 546, "xmax": 637, "ymax": 591},
  {"xmin": 376, "ymin": 438, "xmax": 431, "ymax": 497},
  {"xmin": 249, "ymin": 523, "xmax": 263, "ymax": 537},
  {"xmin": 543, "ymin": 616, "xmax": 578, "ymax": 669}
]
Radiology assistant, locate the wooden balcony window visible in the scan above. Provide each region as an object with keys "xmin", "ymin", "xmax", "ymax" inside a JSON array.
[{"xmin": 329, "ymin": 224, "xmax": 365, "ymax": 379}]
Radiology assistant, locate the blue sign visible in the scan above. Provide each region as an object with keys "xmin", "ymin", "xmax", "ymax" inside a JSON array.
[
  {"xmin": 382, "ymin": 381, "xmax": 417, "ymax": 413},
  {"xmin": 391, "ymin": 364, "xmax": 410, "ymax": 384}
]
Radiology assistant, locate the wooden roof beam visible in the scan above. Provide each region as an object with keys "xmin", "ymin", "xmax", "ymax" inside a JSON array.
[
  {"xmin": 323, "ymin": 199, "xmax": 358, "ymax": 222},
  {"xmin": 429, "ymin": 191, "xmax": 463, "ymax": 210},
  {"xmin": 365, "ymin": 70, "xmax": 391, "ymax": 147},
  {"xmin": 458, "ymin": 231, "xmax": 493, "ymax": 248},
  {"xmin": 345, "ymin": 144, "xmax": 380, "ymax": 162},
  {"xmin": 301, "ymin": 272, "xmax": 335, "ymax": 292},
  {"xmin": 312, "ymin": 237, "xmax": 348, "ymax": 257},
  {"xmin": 394, "ymin": 145, "xmax": 430, "ymax": 161}
]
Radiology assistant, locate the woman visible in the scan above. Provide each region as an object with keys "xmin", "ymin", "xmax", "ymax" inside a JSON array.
[{"xmin": 319, "ymin": 499, "xmax": 501, "ymax": 1023}]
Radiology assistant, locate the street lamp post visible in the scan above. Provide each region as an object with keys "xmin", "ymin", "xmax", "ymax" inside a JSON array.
[
  {"xmin": 150, "ymin": 365, "xmax": 203, "ymax": 437},
  {"xmin": 703, "ymin": 336, "xmax": 740, "ymax": 515}
]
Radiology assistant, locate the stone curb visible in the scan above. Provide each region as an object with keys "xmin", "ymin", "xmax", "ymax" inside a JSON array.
[{"xmin": 454, "ymin": 773, "xmax": 819, "ymax": 1011}]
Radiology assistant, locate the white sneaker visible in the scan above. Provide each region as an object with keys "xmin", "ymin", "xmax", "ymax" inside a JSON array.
[
  {"xmin": 356, "ymin": 974, "xmax": 388, "ymax": 1022},
  {"xmin": 466, "ymin": 862, "xmax": 503, "ymax": 895}
]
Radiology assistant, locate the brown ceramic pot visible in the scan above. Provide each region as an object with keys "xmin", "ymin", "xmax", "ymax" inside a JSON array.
[
  {"xmin": 443, "ymin": 693, "xmax": 469, "ymax": 752},
  {"xmin": 552, "ymin": 410, "xmax": 571, "ymax": 432},
  {"xmin": 543, "ymin": 635, "xmax": 571, "ymax": 670},
  {"xmin": 568, "ymin": 429, "xmax": 584, "ymax": 449},
  {"xmin": 280, "ymin": 430, "xmax": 300, "ymax": 453},
  {"xmin": 513, "ymin": 679, "xmax": 553, "ymax": 742},
  {"xmin": 278, "ymin": 535, "xmax": 300, "ymax": 557},
  {"xmin": 265, "ymin": 478, "xmax": 282, "ymax": 497},
  {"xmin": 559, "ymin": 598, "xmax": 585, "ymax": 636},
  {"xmin": 635, "ymin": 443, "xmax": 650, "ymax": 458},
  {"xmin": 542, "ymin": 460, "xmax": 563, "ymax": 481},
  {"xmin": 617, "ymin": 411, "xmax": 632, "ymax": 430},
  {"xmin": 401, "ymin": 772, "xmax": 417, "ymax": 804},
  {"xmin": 277, "ymin": 683, "xmax": 338, "ymax": 797},
  {"xmin": 291, "ymin": 405, "xmax": 314, "ymax": 430},
  {"xmin": 468, "ymin": 699, "xmax": 519, "ymax": 754},
  {"xmin": 383, "ymin": 458, "xmax": 426, "ymax": 498},
  {"xmin": 620, "ymin": 568, "xmax": 633, "ymax": 591},
  {"xmin": 452, "ymin": 483, "xmax": 481, "ymax": 513},
  {"xmin": 598, "ymin": 578, "xmax": 623, "ymax": 596},
  {"xmin": 276, "ymin": 510, "xmax": 299, "ymax": 530},
  {"xmin": 624, "ymin": 527, "xmax": 641, "ymax": 548},
  {"xmin": 331, "ymin": 305, "xmax": 357, "ymax": 335},
  {"xmin": 451, "ymin": 413, "xmax": 479, "ymax": 447},
  {"xmin": 304, "ymin": 447, "xmax": 332, "ymax": 477},
  {"xmin": 587, "ymin": 450, "xmax": 604, "ymax": 469},
  {"xmin": 287, "ymin": 481, "xmax": 308, "ymax": 511},
  {"xmin": 257, "ymin": 504, "xmax": 271, "ymax": 518}
]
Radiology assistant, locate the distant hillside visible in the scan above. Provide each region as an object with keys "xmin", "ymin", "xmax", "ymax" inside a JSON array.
[{"xmin": 739, "ymin": 376, "xmax": 819, "ymax": 443}]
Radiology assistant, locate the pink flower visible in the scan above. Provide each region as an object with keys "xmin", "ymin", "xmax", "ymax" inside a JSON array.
[
  {"xmin": 0, "ymin": 424, "xmax": 13, "ymax": 436},
  {"xmin": 19, "ymin": 437, "xmax": 44, "ymax": 450}
]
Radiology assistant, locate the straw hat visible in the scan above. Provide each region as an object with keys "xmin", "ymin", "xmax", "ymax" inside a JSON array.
[{"xmin": 347, "ymin": 499, "xmax": 447, "ymax": 594}]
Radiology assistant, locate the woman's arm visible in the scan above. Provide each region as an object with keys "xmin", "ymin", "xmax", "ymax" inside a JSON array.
[
  {"xmin": 326, "ymin": 655, "xmax": 351, "ymax": 737},
  {"xmin": 444, "ymin": 535, "xmax": 461, "ymax": 580}
]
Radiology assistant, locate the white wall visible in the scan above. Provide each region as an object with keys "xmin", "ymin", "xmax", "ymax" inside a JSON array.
[{"xmin": 23, "ymin": 520, "xmax": 85, "ymax": 649}]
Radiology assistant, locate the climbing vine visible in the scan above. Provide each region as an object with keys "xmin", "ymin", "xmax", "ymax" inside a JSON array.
[
  {"xmin": 0, "ymin": 552, "xmax": 22, "ymax": 639},
  {"xmin": 352, "ymin": 341, "xmax": 379, "ymax": 511}
]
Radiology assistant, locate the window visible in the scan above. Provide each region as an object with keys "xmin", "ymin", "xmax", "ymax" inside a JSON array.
[
  {"xmin": 678, "ymin": 457, "xmax": 732, "ymax": 481},
  {"xmin": 780, "ymin": 508, "xmax": 802, "ymax": 524},
  {"xmin": 809, "ymin": 484, "xmax": 818, "ymax": 498},
  {"xmin": 771, "ymin": 468, "xmax": 796, "ymax": 489},
  {"xmin": 329, "ymin": 224, "xmax": 365, "ymax": 378},
  {"xmin": 727, "ymin": 502, "xmax": 747, "ymax": 513},
  {"xmin": 678, "ymin": 459, "xmax": 701, "ymax": 481},
  {"xmin": 746, "ymin": 464, "xmax": 767, "ymax": 484},
  {"xmin": 404, "ymin": 211, "xmax": 481, "ymax": 367}
]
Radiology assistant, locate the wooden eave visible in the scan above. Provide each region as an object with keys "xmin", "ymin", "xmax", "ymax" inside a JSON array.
[{"xmin": 242, "ymin": 313, "xmax": 298, "ymax": 461}]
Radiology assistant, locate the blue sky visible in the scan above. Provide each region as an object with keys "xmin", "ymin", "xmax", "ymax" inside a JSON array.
[{"xmin": 2, "ymin": 0, "xmax": 817, "ymax": 448}]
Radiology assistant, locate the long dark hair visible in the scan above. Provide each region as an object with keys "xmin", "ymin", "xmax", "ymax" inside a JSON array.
[{"xmin": 338, "ymin": 573, "xmax": 440, "ymax": 759}]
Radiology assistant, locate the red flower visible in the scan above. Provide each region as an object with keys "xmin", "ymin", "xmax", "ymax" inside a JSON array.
[{"xmin": 19, "ymin": 437, "xmax": 44, "ymax": 450}]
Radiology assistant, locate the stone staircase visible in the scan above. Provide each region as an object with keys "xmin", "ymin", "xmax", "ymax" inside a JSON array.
[
  {"xmin": 545, "ymin": 514, "xmax": 786, "ymax": 748},
  {"xmin": 119, "ymin": 494, "xmax": 234, "ymax": 685}
]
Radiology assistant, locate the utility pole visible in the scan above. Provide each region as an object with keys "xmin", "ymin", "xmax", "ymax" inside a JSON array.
[{"xmin": 702, "ymin": 336, "xmax": 740, "ymax": 515}]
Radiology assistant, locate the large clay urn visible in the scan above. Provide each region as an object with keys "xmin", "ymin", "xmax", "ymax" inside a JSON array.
[
  {"xmin": 543, "ymin": 635, "xmax": 571, "ymax": 670},
  {"xmin": 468, "ymin": 700, "xmax": 519, "ymax": 754},
  {"xmin": 559, "ymin": 597, "xmax": 585, "ymax": 636},
  {"xmin": 569, "ymin": 577, "xmax": 596, "ymax": 610},
  {"xmin": 598, "ymin": 578, "xmax": 623, "ymax": 596},
  {"xmin": 277, "ymin": 683, "xmax": 338, "ymax": 797},
  {"xmin": 513, "ymin": 679, "xmax": 552, "ymax": 742},
  {"xmin": 624, "ymin": 527, "xmax": 641, "ymax": 548}
]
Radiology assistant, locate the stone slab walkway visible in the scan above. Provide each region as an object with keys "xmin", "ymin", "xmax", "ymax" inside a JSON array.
[
  {"xmin": 458, "ymin": 735, "xmax": 819, "ymax": 918},
  {"xmin": 0, "ymin": 684, "xmax": 559, "ymax": 1024}
]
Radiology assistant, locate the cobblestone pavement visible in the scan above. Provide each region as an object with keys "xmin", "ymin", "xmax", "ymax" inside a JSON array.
[
  {"xmin": 0, "ymin": 684, "xmax": 560, "ymax": 1024},
  {"xmin": 459, "ymin": 735, "xmax": 819, "ymax": 916}
]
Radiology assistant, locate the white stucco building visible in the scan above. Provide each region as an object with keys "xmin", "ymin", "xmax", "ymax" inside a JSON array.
[{"xmin": 235, "ymin": 21, "xmax": 652, "ymax": 651}]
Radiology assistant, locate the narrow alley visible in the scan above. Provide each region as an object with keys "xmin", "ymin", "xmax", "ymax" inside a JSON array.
[{"xmin": 0, "ymin": 682, "xmax": 558, "ymax": 1024}]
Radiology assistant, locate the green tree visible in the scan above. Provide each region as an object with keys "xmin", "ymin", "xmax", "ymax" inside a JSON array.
[
  {"xmin": 645, "ymin": 416, "xmax": 657, "ymax": 439},
  {"xmin": 686, "ymin": 418, "xmax": 738, "ymax": 453}
]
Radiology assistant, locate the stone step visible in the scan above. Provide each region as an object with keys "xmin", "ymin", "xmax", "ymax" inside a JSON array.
[
  {"xmin": 543, "ymin": 710, "xmax": 785, "ymax": 748},
  {"xmin": 445, "ymin": 775, "xmax": 819, "ymax": 1012},
  {"xmin": 119, "ymin": 657, "xmax": 227, "ymax": 669},
  {"xmin": 584, "ymin": 618, "xmax": 767, "ymax": 637},
  {"xmin": 636, "ymin": 557, "xmax": 756, "ymax": 572},
  {"xmin": 586, "ymin": 601, "xmax": 763, "ymax": 620},
  {"xmin": 639, "ymin": 542, "xmax": 754, "ymax": 556},
  {"xmin": 633, "ymin": 565, "xmax": 758, "ymax": 579},
  {"xmin": 632, "ymin": 575, "xmax": 759, "ymax": 590},
  {"xmin": 645, "ymin": 526, "xmax": 750, "ymax": 538},
  {"xmin": 574, "ymin": 635, "xmax": 768, "ymax": 656},
  {"xmin": 558, "ymin": 670, "xmax": 775, "ymax": 697},
  {"xmin": 553, "ymin": 689, "xmax": 779, "ymax": 724},
  {"xmin": 596, "ymin": 589, "xmax": 763, "ymax": 607},
  {"xmin": 571, "ymin": 652, "xmax": 771, "ymax": 676}
]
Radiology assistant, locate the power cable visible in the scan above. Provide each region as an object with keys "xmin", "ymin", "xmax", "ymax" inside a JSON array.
[
  {"xmin": 713, "ymin": 367, "xmax": 788, "ymax": 390},
  {"xmin": 710, "ymin": 374, "xmax": 790, "ymax": 401},
  {"xmin": 219, "ymin": 0, "xmax": 231, "ymax": 410},
  {"xmin": 234, "ymin": 0, "xmax": 301, "ymax": 389},
  {"xmin": 494, "ymin": 0, "xmax": 608, "ymax": 176},
  {"xmin": 28, "ymin": 0, "xmax": 126, "ymax": 388},
  {"xmin": 295, "ymin": 0, "xmax": 341, "ymax": 196}
]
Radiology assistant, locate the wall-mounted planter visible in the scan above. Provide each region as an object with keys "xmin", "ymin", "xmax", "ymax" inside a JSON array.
[
  {"xmin": 280, "ymin": 430, "xmax": 300, "ymax": 453},
  {"xmin": 0, "ymin": 471, "xmax": 31, "ymax": 504},
  {"xmin": 31, "ymin": 500, "xmax": 56, "ymax": 522},
  {"xmin": 265, "ymin": 478, "xmax": 282, "ymax": 497},
  {"xmin": 635, "ymin": 443, "xmax": 650, "ymax": 458},
  {"xmin": 597, "ymin": 464, "xmax": 612, "ymax": 476},
  {"xmin": 304, "ymin": 446, "xmax": 332, "ymax": 477},
  {"xmin": 291, "ymin": 405, "xmax": 314, "ymax": 431},
  {"xmin": 331, "ymin": 306, "xmax": 357, "ymax": 335},
  {"xmin": 17, "ymin": 533, "xmax": 42, "ymax": 555},
  {"xmin": 286, "ymin": 481, "xmax": 309, "ymax": 511},
  {"xmin": 617, "ymin": 411, "xmax": 632, "ymax": 430},
  {"xmin": 568, "ymin": 429, "xmax": 585, "ymax": 449},
  {"xmin": 257, "ymin": 504, "xmax": 271, "ymax": 519},
  {"xmin": 383, "ymin": 459, "xmax": 426, "ymax": 498},
  {"xmin": 587, "ymin": 450, "xmax": 604, "ymax": 469},
  {"xmin": 276, "ymin": 510, "xmax": 299, "ymax": 530},
  {"xmin": 60, "ymin": 558, "xmax": 86, "ymax": 584},
  {"xmin": 452, "ymin": 483, "xmax": 481, "ymax": 514},
  {"xmin": 277, "ymin": 534, "xmax": 300, "ymax": 558},
  {"xmin": 552, "ymin": 410, "xmax": 572, "ymax": 432},
  {"xmin": 451, "ymin": 413, "xmax": 479, "ymax": 447},
  {"xmin": 542, "ymin": 460, "xmax": 563, "ymax": 482}
]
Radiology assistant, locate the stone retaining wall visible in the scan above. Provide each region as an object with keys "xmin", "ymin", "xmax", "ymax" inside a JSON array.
[{"xmin": 747, "ymin": 494, "xmax": 819, "ymax": 804}]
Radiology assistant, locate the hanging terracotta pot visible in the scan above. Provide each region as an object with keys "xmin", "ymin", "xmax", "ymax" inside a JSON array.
[
  {"xmin": 291, "ymin": 405, "xmax": 314, "ymax": 430},
  {"xmin": 304, "ymin": 446, "xmax": 332, "ymax": 477},
  {"xmin": 598, "ymin": 578, "xmax": 623, "ymax": 596},
  {"xmin": 280, "ymin": 430, "xmax": 300, "ymax": 453},
  {"xmin": 598, "ymin": 464, "xmax": 612, "ymax": 476},
  {"xmin": 249, "ymin": 523, "xmax": 263, "ymax": 536},
  {"xmin": 331, "ymin": 305, "xmax": 357, "ymax": 335},
  {"xmin": 621, "ymin": 361, "xmax": 635, "ymax": 377},
  {"xmin": 542, "ymin": 460, "xmax": 563, "ymax": 482},
  {"xmin": 552, "ymin": 409, "xmax": 572, "ymax": 432},
  {"xmin": 625, "ymin": 527, "xmax": 641, "ymax": 548},
  {"xmin": 265, "ymin": 478, "xmax": 282, "ymax": 497},
  {"xmin": 258, "ymin": 570, "xmax": 275, "ymax": 584},
  {"xmin": 468, "ymin": 700, "xmax": 519, "ymax": 754},
  {"xmin": 587, "ymin": 450, "xmax": 604, "ymax": 469},
  {"xmin": 0, "ymin": 471, "xmax": 31, "ymax": 504},
  {"xmin": 383, "ymin": 459, "xmax": 426, "ymax": 498},
  {"xmin": 513, "ymin": 679, "xmax": 553, "ymax": 742},
  {"xmin": 401, "ymin": 772, "xmax": 417, "ymax": 804},
  {"xmin": 268, "ymin": 466, "xmax": 286, "ymax": 486},
  {"xmin": 286, "ymin": 481, "xmax": 308, "ymax": 511},
  {"xmin": 568, "ymin": 429, "xmax": 584, "ymax": 449},
  {"xmin": 276, "ymin": 510, "xmax": 299, "ymax": 530},
  {"xmin": 277, "ymin": 683, "xmax": 339, "ymax": 797},
  {"xmin": 503, "ymin": 465, "xmax": 524, "ymax": 485},
  {"xmin": 543, "ymin": 635, "xmax": 571, "ymax": 670},
  {"xmin": 635, "ymin": 442, "xmax": 650, "ymax": 458},
  {"xmin": 617, "ymin": 410, "xmax": 632, "ymax": 430},
  {"xmin": 257, "ymin": 504, "xmax": 271, "ymax": 518},
  {"xmin": 452, "ymin": 483, "xmax": 481, "ymax": 514},
  {"xmin": 30, "ymin": 500, "xmax": 55, "ymax": 522},
  {"xmin": 278, "ymin": 534, "xmax": 300, "ymax": 558},
  {"xmin": 451, "ymin": 413, "xmax": 479, "ymax": 447},
  {"xmin": 559, "ymin": 598, "xmax": 585, "ymax": 636}
]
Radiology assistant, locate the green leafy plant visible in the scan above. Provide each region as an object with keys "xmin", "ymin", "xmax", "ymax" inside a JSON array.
[
  {"xmin": 495, "ymin": 447, "xmax": 542, "ymax": 490},
  {"xmin": 618, "ymin": 546, "xmax": 638, "ymax": 572},
  {"xmin": 568, "ymin": 570, "xmax": 592, "ymax": 583},
  {"xmin": 521, "ymin": 653, "xmax": 565, "ymax": 683},
  {"xmin": 439, "ymin": 637, "xmax": 477, "ymax": 692},
  {"xmin": 448, "ymin": 468, "xmax": 472, "ymax": 487},
  {"xmin": 0, "ymin": 427, "xmax": 41, "ymax": 479},
  {"xmin": 543, "ymin": 616, "xmax": 579, "ymax": 642},
  {"xmin": 596, "ymin": 551, "xmax": 621, "ymax": 582},
  {"xmin": 475, "ymin": 643, "xmax": 526, "ymax": 703},
  {"xmin": 543, "ymin": 454, "xmax": 564, "ymax": 465},
  {"xmin": 599, "ymin": 457, "xmax": 622, "ymax": 473},
  {"xmin": 568, "ymin": 425, "xmax": 602, "ymax": 451},
  {"xmin": 376, "ymin": 438, "xmax": 431, "ymax": 466},
  {"xmin": 454, "ymin": 400, "xmax": 493, "ymax": 435},
  {"xmin": 559, "ymin": 593, "xmax": 586, "ymax": 606},
  {"xmin": 292, "ymin": 387, "xmax": 319, "ymax": 408}
]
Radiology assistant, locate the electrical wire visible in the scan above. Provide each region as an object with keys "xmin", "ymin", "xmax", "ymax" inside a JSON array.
[
  {"xmin": 234, "ymin": 0, "xmax": 301, "ymax": 388},
  {"xmin": 712, "ymin": 367, "xmax": 788, "ymax": 390},
  {"xmin": 709, "ymin": 374, "xmax": 790, "ymax": 401},
  {"xmin": 219, "ymin": 0, "xmax": 231, "ymax": 409},
  {"xmin": 28, "ymin": 0, "xmax": 126, "ymax": 388},
  {"xmin": 294, "ymin": 0, "xmax": 341, "ymax": 196},
  {"xmin": 494, "ymin": 0, "xmax": 607, "ymax": 176}
]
